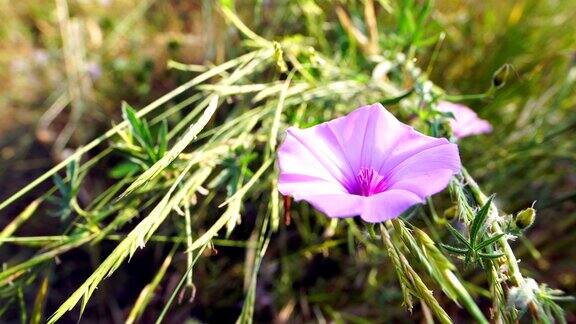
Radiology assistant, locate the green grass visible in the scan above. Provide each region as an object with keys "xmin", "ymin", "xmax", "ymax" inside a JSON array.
[{"xmin": 0, "ymin": 0, "xmax": 575, "ymax": 323}]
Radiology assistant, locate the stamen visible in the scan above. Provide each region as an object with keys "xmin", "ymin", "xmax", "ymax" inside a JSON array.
[{"xmin": 355, "ymin": 167, "xmax": 386, "ymax": 196}]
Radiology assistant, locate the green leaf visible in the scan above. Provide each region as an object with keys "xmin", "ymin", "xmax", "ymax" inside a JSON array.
[
  {"xmin": 52, "ymin": 173, "xmax": 68, "ymax": 196},
  {"xmin": 156, "ymin": 120, "xmax": 168, "ymax": 159},
  {"xmin": 412, "ymin": 0, "xmax": 432, "ymax": 45},
  {"xmin": 469, "ymin": 195, "xmax": 494, "ymax": 246},
  {"xmin": 139, "ymin": 119, "xmax": 154, "ymax": 148},
  {"xmin": 122, "ymin": 102, "xmax": 142, "ymax": 141},
  {"xmin": 30, "ymin": 276, "xmax": 49, "ymax": 324},
  {"xmin": 475, "ymin": 233, "xmax": 505, "ymax": 251},
  {"xmin": 445, "ymin": 223, "xmax": 471, "ymax": 249},
  {"xmin": 66, "ymin": 159, "xmax": 77, "ymax": 184},
  {"xmin": 380, "ymin": 88, "xmax": 414, "ymax": 105},
  {"xmin": 118, "ymin": 96, "xmax": 219, "ymax": 200},
  {"xmin": 67, "ymin": 159, "xmax": 80, "ymax": 196},
  {"xmin": 122, "ymin": 102, "xmax": 156, "ymax": 160},
  {"xmin": 109, "ymin": 162, "xmax": 141, "ymax": 179},
  {"xmin": 440, "ymin": 243, "xmax": 468, "ymax": 255},
  {"xmin": 478, "ymin": 251, "xmax": 504, "ymax": 259}
]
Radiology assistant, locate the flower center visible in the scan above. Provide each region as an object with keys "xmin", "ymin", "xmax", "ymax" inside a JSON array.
[{"xmin": 354, "ymin": 167, "xmax": 386, "ymax": 196}]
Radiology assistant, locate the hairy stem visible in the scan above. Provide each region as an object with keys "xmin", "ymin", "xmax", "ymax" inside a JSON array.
[{"xmin": 461, "ymin": 168, "xmax": 525, "ymax": 287}]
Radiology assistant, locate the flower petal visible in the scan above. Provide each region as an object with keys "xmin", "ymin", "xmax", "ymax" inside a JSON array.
[
  {"xmin": 291, "ymin": 188, "xmax": 423, "ymax": 222},
  {"xmin": 278, "ymin": 173, "xmax": 348, "ymax": 197},
  {"xmin": 378, "ymin": 129, "xmax": 451, "ymax": 175},
  {"xmin": 360, "ymin": 189, "xmax": 423, "ymax": 223},
  {"xmin": 454, "ymin": 119, "xmax": 492, "ymax": 138},
  {"xmin": 326, "ymin": 103, "xmax": 409, "ymax": 172},
  {"xmin": 438, "ymin": 101, "xmax": 492, "ymax": 138},
  {"xmin": 277, "ymin": 103, "xmax": 461, "ymax": 222},
  {"xmin": 386, "ymin": 142, "xmax": 461, "ymax": 198},
  {"xmin": 297, "ymin": 193, "xmax": 363, "ymax": 218},
  {"xmin": 277, "ymin": 126, "xmax": 356, "ymax": 195}
]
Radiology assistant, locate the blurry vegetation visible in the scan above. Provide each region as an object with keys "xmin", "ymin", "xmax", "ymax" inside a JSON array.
[{"xmin": 0, "ymin": 0, "xmax": 575, "ymax": 323}]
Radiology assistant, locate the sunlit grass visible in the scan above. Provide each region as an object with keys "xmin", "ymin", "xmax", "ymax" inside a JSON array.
[{"xmin": 0, "ymin": 0, "xmax": 574, "ymax": 323}]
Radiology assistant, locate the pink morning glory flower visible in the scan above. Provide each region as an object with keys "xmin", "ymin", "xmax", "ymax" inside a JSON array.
[
  {"xmin": 438, "ymin": 101, "xmax": 492, "ymax": 138},
  {"xmin": 277, "ymin": 103, "xmax": 461, "ymax": 223}
]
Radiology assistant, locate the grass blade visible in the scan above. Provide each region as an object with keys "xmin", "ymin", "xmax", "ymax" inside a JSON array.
[
  {"xmin": 0, "ymin": 50, "xmax": 261, "ymax": 212},
  {"xmin": 118, "ymin": 96, "xmax": 219, "ymax": 199},
  {"xmin": 0, "ymin": 199, "xmax": 41, "ymax": 248},
  {"xmin": 30, "ymin": 275, "xmax": 50, "ymax": 324},
  {"xmin": 126, "ymin": 247, "xmax": 176, "ymax": 324}
]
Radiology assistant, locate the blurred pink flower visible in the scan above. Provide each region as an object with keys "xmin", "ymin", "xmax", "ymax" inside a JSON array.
[
  {"xmin": 277, "ymin": 103, "xmax": 461, "ymax": 223},
  {"xmin": 438, "ymin": 101, "xmax": 492, "ymax": 138}
]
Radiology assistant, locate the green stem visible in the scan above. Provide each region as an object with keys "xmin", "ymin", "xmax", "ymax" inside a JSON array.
[
  {"xmin": 393, "ymin": 219, "xmax": 488, "ymax": 324},
  {"xmin": 461, "ymin": 168, "xmax": 525, "ymax": 287},
  {"xmin": 71, "ymin": 198, "xmax": 100, "ymax": 231},
  {"xmin": 444, "ymin": 92, "xmax": 490, "ymax": 102},
  {"xmin": 379, "ymin": 223, "xmax": 452, "ymax": 324},
  {"xmin": 443, "ymin": 270, "xmax": 488, "ymax": 324},
  {"xmin": 183, "ymin": 199, "xmax": 194, "ymax": 288},
  {"xmin": 426, "ymin": 197, "xmax": 440, "ymax": 223}
]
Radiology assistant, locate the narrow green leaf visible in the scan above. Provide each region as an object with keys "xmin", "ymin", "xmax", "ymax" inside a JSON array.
[
  {"xmin": 0, "ymin": 199, "xmax": 41, "ymax": 248},
  {"xmin": 46, "ymin": 166, "xmax": 211, "ymax": 324},
  {"xmin": 475, "ymin": 233, "xmax": 506, "ymax": 251},
  {"xmin": 469, "ymin": 195, "xmax": 494, "ymax": 246},
  {"xmin": 126, "ymin": 248, "xmax": 176, "ymax": 324},
  {"xmin": 0, "ymin": 50, "xmax": 261, "ymax": 213},
  {"xmin": 53, "ymin": 173, "xmax": 68, "ymax": 196},
  {"xmin": 18, "ymin": 287, "xmax": 27, "ymax": 324},
  {"xmin": 118, "ymin": 95, "xmax": 219, "ymax": 199},
  {"xmin": 122, "ymin": 103, "xmax": 157, "ymax": 161},
  {"xmin": 157, "ymin": 120, "xmax": 168, "ymax": 158},
  {"xmin": 155, "ymin": 244, "xmax": 207, "ymax": 324},
  {"xmin": 66, "ymin": 159, "xmax": 77, "ymax": 183},
  {"xmin": 478, "ymin": 251, "xmax": 504, "ymax": 259},
  {"xmin": 445, "ymin": 223, "xmax": 471, "ymax": 249},
  {"xmin": 30, "ymin": 275, "xmax": 50, "ymax": 324},
  {"xmin": 380, "ymin": 88, "xmax": 413, "ymax": 105},
  {"xmin": 440, "ymin": 243, "xmax": 468, "ymax": 255},
  {"xmin": 139, "ymin": 119, "xmax": 154, "ymax": 149},
  {"xmin": 108, "ymin": 162, "xmax": 140, "ymax": 179},
  {"xmin": 268, "ymin": 72, "xmax": 292, "ymax": 152},
  {"xmin": 122, "ymin": 102, "xmax": 142, "ymax": 141}
]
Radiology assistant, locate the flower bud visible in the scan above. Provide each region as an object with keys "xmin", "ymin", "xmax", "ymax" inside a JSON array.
[
  {"xmin": 492, "ymin": 64, "xmax": 511, "ymax": 89},
  {"xmin": 273, "ymin": 42, "xmax": 288, "ymax": 73},
  {"xmin": 515, "ymin": 207, "xmax": 536, "ymax": 230}
]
